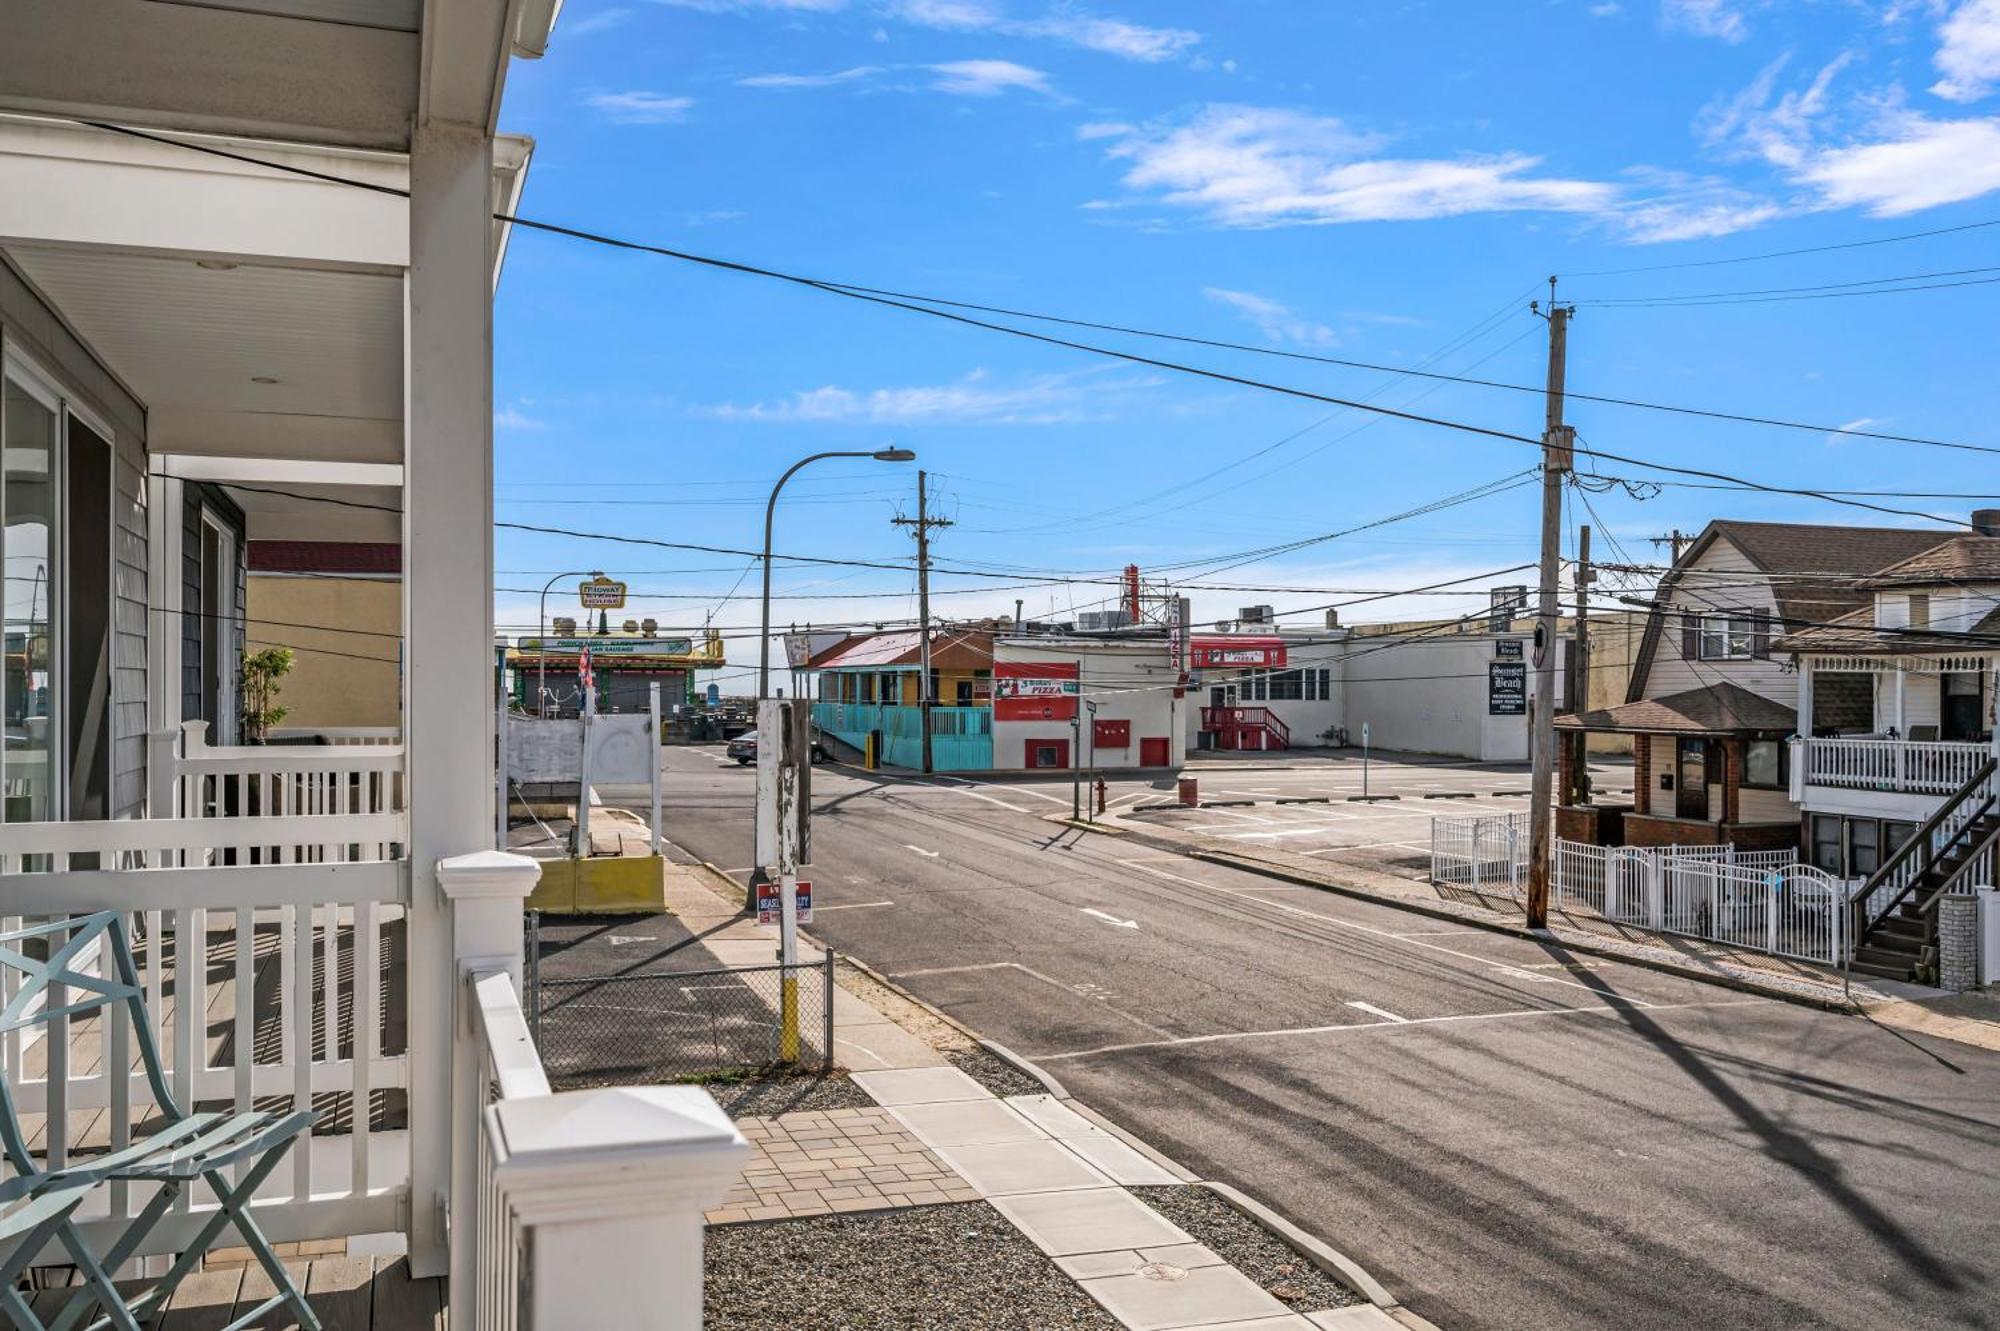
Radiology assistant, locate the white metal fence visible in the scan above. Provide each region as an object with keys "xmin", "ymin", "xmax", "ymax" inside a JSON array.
[
  {"xmin": 1432, "ymin": 812, "xmax": 1849, "ymax": 965},
  {"xmin": 1429, "ymin": 811, "xmax": 1531, "ymax": 897}
]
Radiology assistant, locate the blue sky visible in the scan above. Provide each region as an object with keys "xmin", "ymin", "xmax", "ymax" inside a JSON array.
[{"xmin": 491, "ymin": 0, "xmax": 2000, "ymax": 679}]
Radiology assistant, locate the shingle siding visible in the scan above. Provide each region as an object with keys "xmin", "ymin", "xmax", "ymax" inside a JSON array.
[{"xmin": 1644, "ymin": 537, "xmax": 1796, "ymax": 708}]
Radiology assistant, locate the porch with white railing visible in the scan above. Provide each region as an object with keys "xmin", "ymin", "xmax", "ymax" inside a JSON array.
[
  {"xmin": 3, "ymin": 815, "xmax": 746, "ymax": 1325},
  {"xmin": 1791, "ymin": 736, "xmax": 1989, "ymax": 797}
]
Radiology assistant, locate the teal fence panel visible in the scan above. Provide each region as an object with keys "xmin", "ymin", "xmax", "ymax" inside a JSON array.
[{"xmin": 812, "ymin": 702, "xmax": 991, "ymax": 770}]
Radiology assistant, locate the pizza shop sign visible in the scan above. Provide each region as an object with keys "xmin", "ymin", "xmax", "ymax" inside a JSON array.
[
  {"xmin": 1189, "ymin": 637, "xmax": 1287, "ymax": 670},
  {"xmin": 994, "ymin": 662, "xmax": 1079, "ymax": 721}
]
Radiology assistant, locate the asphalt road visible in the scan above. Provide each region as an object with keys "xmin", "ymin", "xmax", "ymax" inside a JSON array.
[{"xmin": 637, "ymin": 746, "xmax": 2000, "ymax": 1331}]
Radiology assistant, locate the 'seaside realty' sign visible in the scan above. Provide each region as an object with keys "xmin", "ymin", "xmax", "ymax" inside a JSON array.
[{"xmin": 994, "ymin": 662, "xmax": 1079, "ymax": 721}]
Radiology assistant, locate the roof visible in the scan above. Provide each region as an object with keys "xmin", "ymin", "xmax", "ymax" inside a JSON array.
[
  {"xmin": 810, "ymin": 629, "xmax": 993, "ymax": 671},
  {"xmin": 1626, "ymin": 519, "xmax": 1954, "ymax": 702},
  {"xmin": 1857, "ymin": 536, "xmax": 2000, "ymax": 588},
  {"xmin": 1773, "ymin": 602, "xmax": 2000, "ymax": 656},
  {"xmin": 1559, "ymin": 682, "xmax": 1796, "ymax": 735}
]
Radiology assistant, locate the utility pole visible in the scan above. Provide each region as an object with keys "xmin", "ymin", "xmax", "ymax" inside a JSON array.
[
  {"xmin": 1569, "ymin": 524, "xmax": 1593, "ymax": 806},
  {"xmin": 1650, "ymin": 529, "xmax": 1691, "ymax": 565},
  {"xmin": 893, "ymin": 471, "xmax": 953, "ymax": 773},
  {"xmin": 1527, "ymin": 282, "xmax": 1572, "ymax": 932}
]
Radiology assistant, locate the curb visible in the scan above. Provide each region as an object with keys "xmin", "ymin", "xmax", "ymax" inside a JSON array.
[
  {"xmin": 1041, "ymin": 813, "xmax": 1130, "ymax": 835},
  {"xmin": 978, "ymin": 1037, "xmax": 1070, "ymax": 1099},
  {"xmin": 1186, "ymin": 848, "xmax": 1872, "ymax": 1016},
  {"xmin": 1195, "ymin": 1180, "xmax": 1439, "ymax": 1329}
]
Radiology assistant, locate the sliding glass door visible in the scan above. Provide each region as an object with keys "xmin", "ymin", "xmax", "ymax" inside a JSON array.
[{"xmin": 3, "ymin": 355, "xmax": 58, "ymax": 823}]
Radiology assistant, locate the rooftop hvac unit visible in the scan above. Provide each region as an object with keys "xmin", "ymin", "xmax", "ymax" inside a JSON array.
[
  {"xmin": 1078, "ymin": 610, "xmax": 1135, "ymax": 632},
  {"xmin": 641, "ymin": 618, "xmax": 658, "ymax": 635},
  {"xmin": 1324, "ymin": 609, "xmax": 1340, "ymax": 629},
  {"xmin": 551, "ymin": 617, "xmax": 577, "ymax": 636},
  {"xmin": 1239, "ymin": 605, "xmax": 1275, "ymax": 624}
]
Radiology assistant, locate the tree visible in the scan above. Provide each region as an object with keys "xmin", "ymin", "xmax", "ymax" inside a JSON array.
[{"xmin": 240, "ymin": 647, "xmax": 295, "ymax": 744}]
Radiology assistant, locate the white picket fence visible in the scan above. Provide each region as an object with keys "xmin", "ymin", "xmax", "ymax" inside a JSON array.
[{"xmin": 1430, "ymin": 811, "xmax": 1848, "ymax": 965}]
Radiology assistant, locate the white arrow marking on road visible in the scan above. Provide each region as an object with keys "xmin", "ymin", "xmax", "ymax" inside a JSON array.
[
  {"xmin": 1081, "ymin": 908, "xmax": 1139, "ymax": 929},
  {"xmin": 904, "ymin": 845, "xmax": 941, "ymax": 858}
]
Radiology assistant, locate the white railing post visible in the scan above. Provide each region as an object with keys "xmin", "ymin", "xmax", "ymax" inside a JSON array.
[
  {"xmin": 439, "ymin": 849, "xmax": 541, "ymax": 1315},
  {"xmin": 483, "ymin": 1086, "xmax": 748, "ymax": 1331}
]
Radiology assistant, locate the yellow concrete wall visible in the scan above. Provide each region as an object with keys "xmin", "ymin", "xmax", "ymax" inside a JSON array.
[{"xmin": 245, "ymin": 575, "xmax": 401, "ymax": 728}]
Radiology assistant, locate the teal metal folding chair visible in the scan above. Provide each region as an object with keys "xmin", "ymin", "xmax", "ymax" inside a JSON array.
[{"xmin": 0, "ymin": 912, "xmax": 322, "ymax": 1331}]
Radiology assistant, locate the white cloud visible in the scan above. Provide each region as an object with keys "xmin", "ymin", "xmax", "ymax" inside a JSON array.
[
  {"xmin": 1932, "ymin": 0, "xmax": 2000, "ymax": 102},
  {"xmin": 1076, "ymin": 121, "xmax": 1136, "ymax": 140},
  {"xmin": 565, "ymin": 6, "xmax": 633, "ymax": 35},
  {"xmin": 1699, "ymin": 52, "xmax": 1855, "ymax": 169},
  {"xmin": 649, "ymin": 0, "xmax": 845, "ymax": 10},
  {"xmin": 701, "ymin": 369, "xmax": 1145, "ymax": 424},
  {"xmin": 1798, "ymin": 110, "xmax": 2000, "ymax": 213},
  {"xmin": 1589, "ymin": 2, "xmax": 1624, "ymax": 15},
  {"xmin": 1092, "ymin": 106, "xmax": 1616, "ymax": 227},
  {"xmin": 738, "ymin": 65, "xmax": 884, "ymax": 87},
  {"xmin": 885, "ymin": 0, "xmax": 1198, "ymax": 61},
  {"xmin": 586, "ymin": 91, "xmax": 695, "ymax": 122},
  {"xmin": 495, "ymin": 407, "xmax": 545, "ymax": 431},
  {"xmin": 1826, "ymin": 416, "xmax": 1879, "ymax": 446},
  {"xmin": 1203, "ymin": 288, "xmax": 1338, "ymax": 347},
  {"xmin": 1662, "ymin": 0, "xmax": 1754, "ymax": 42},
  {"xmin": 926, "ymin": 59, "xmax": 1053, "ymax": 95}
]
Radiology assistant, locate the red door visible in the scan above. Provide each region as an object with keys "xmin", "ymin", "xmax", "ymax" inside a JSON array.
[
  {"xmin": 1028, "ymin": 738, "xmax": 1070, "ymax": 769},
  {"xmin": 1140, "ymin": 737, "xmax": 1169, "ymax": 767}
]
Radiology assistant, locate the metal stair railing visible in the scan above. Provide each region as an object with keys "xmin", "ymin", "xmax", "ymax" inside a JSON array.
[{"xmin": 1848, "ymin": 756, "xmax": 1998, "ymax": 953}]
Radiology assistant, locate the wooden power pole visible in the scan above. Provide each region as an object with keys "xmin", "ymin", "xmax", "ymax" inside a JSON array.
[
  {"xmin": 1569, "ymin": 524, "xmax": 1593, "ymax": 805},
  {"xmin": 1527, "ymin": 288, "xmax": 1572, "ymax": 931},
  {"xmin": 894, "ymin": 472, "xmax": 952, "ymax": 773}
]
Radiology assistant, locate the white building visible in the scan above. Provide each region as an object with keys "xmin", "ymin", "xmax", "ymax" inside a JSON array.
[
  {"xmin": 1183, "ymin": 624, "xmax": 1556, "ymax": 762},
  {"xmin": 2, "ymin": 4, "xmax": 744, "ymax": 1324}
]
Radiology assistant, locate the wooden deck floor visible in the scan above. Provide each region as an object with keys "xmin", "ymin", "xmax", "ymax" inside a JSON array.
[{"xmin": 21, "ymin": 1255, "xmax": 444, "ymax": 1329}]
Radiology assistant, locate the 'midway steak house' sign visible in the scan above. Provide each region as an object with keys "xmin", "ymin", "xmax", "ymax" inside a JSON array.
[
  {"xmin": 994, "ymin": 662, "xmax": 1079, "ymax": 721},
  {"xmin": 1189, "ymin": 637, "xmax": 1287, "ymax": 670}
]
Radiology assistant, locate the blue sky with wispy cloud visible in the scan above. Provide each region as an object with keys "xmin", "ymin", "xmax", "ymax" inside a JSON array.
[{"xmin": 492, "ymin": 0, "xmax": 2000, "ymax": 672}]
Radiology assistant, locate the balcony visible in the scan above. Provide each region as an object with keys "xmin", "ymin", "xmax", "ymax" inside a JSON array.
[
  {"xmin": 3, "ymin": 740, "xmax": 747, "ymax": 1326},
  {"xmin": 1792, "ymin": 736, "xmax": 1990, "ymax": 797}
]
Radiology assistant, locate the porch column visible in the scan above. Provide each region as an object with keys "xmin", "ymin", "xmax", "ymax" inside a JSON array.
[
  {"xmin": 1797, "ymin": 663, "xmax": 1813, "ymax": 737},
  {"xmin": 404, "ymin": 119, "xmax": 498, "ymax": 1278}
]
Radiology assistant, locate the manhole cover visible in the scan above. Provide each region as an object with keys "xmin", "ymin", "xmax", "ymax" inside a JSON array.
[{"xmin": 1136, "ymin": 1263, "xmax": 1188, "ymax": 1283}]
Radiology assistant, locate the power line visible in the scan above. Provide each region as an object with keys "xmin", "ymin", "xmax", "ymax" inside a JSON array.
[
  {"xmin": 1578, "ymin": 272, "xmax": 2000, "ymax": 308},
  {"xmin": 1563, "ymin": 213, "xmax": 2000, "ymax": 278}
]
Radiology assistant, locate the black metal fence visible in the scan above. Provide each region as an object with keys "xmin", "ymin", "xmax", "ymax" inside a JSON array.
[{"xmin": 527, "ymin": 942, "xmax": 836, "ymax": 1090}]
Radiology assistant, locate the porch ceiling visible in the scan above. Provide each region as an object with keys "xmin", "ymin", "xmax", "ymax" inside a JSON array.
[{"xmin": 2, "ymin": 243, "xmax": 401, "ymax": 420}]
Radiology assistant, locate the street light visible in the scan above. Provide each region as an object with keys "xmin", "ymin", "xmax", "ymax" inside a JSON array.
[
  {"xmin": 757, "ymin": 448, "xmax": 915, "ymax": 700},
  {"xmin": 536, "ymin": 569, "xmax": 604, "ymax": 718},
  {"xmin": 751, "ymin": 449, "xmax": 914, "ymax": 913}
]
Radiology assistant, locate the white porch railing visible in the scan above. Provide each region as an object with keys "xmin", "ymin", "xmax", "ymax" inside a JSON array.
[
  {"xmin": 151, "ymin": 721, "xmax": 406, "ymax": 861},
  {"xmin": 1, "ymin": 812, "xmax": 411, "ymax": 1254},
  {"xmin": 270, "ymin": 725, "xmax": 404, "ymax": 746},
  {"xmin": 447, "ymin": 853, "xmax": 748, "ymax": 1331},
  {"xmin": 1793, "ymin": 737, "xmax": 1989, "ymax": 797}
]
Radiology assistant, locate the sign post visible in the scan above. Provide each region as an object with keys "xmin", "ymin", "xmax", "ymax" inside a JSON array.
[{"xmin": 1362, "ymin": 721, "xmax": 1370, "ymax": 800}]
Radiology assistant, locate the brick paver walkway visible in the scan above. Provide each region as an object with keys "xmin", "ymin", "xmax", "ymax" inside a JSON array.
[{"xmin": 706, "ymin": 1105, "xmax": 980, "ymax": 1224}]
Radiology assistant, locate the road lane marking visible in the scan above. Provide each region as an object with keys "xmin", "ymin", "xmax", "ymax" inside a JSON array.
[
  {"xmin": 1346, "ymin": 1001, "xmax": 1409, "ymax": 1023},
  {"xmin": 1032, "ymin": 997, "xmax": 1765, "ymax": 1062},
  {"xmin": 817, "ymin": 900, "xmax": 895, "ymax": 911},
  {"xmin": 1114, "ymin": 859, "xmax": 1649, "ymax": 1003},
  {"xmin": 887, "ymin": 959, "xmax": 1172, "ymax": 1035},
  {"xmin": 1081, "ymin": 908, "xmax": 1139, "ymax": 930},
  {"xmin": 920, "ymin": 781, "xmax": 1027, "ymax": 813},
  {"xmin": 904, "ymin": 845, "xmax": 941, "ymax": 858}
]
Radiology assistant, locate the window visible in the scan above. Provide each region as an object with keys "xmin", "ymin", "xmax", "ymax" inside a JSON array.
[
  {"xmin": 3, "ymin": 360, "xmax": 57, "ymax": 823},
  {"xmin": 1698, "ymin": 613, "xmax": 1756, "ymax": 660},
  {"xmin": 1742, "ymin": 739, "xmax": 1786, "ymax": 790},
  {"xmin": 1267, "ymin": 669, "xmax": 1303, "ymax": 701},
  {"xmin": 1810, "ymin": 815, "xmax": 1843, "ymax": 874},
  {"xmin": 1907, "ymin": 593, "xmax": 1930, "ymax": 629},
  {"xmin": 1248, "ymin": 673, "xmax": 1266, "ymax": 702},
  {"xmin": 1849, "ymin": 819, "xmax": 1881, "ymax": 878},
  {"xmin": 1885, "ymin": 821, "xmax": 1917, "ymax": 860},
  {"xmin": 1318, "ymin": 668, "xmax": 1331, "ymax": 700}
]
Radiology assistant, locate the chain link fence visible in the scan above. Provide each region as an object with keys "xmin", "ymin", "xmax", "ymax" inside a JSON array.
[{"xmin": 527, "ymin": 923, "xmax": 835, "ymax": 1090}]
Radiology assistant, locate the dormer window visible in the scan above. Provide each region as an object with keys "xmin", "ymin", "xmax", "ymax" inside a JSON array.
[{"xmin": 1698, "ymin": 612, "xmax": 1757, "ymax": 660}]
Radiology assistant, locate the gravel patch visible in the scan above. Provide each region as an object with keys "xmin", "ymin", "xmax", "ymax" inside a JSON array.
[
  {"xmin": 697, "ymin": 1069, "xmax": 878, "ymax": 1117},
  {"xmin": 1131, "ymin": 1185, "xmax": 1360, "ymax": 1313},
  {"xmin": 705, "ymin": 1201, "xmax": 1119, "ymax": 1330},
  {"xmin": 946, "ymin": 1046, "xmax": 1048, "ymax": 1099}
]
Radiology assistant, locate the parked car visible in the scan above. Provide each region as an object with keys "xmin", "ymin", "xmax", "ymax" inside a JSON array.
[{"xmin": 726, "ymin": 727, "xmax": 829, "ymax": 765}]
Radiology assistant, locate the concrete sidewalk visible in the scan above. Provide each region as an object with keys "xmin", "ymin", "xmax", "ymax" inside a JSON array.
[{"xmin": 658, "ymin": 866, "xmax": 1429, "ymax": 1331}]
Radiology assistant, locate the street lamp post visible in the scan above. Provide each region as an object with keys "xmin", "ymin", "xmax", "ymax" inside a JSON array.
[
  {"xmin": 757, "ymin": 448, "xmax": 916, "ymax": 700},
  {"xmin": 751, "ymin": 447, "xmax": 915, "ymax": 911},
  {"xmin": 536, "ymin": 569, "xmax": 604, "ymax": 718}
]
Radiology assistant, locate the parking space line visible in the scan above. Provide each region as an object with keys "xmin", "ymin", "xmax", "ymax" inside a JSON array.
[{"xmin": 1346, "ymin": 1001, "xmax": 1409, "ymax": 1024}]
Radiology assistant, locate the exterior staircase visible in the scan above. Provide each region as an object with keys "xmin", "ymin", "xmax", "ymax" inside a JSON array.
[
  {"xmin": 1847, "ymin": 756, "xmax": 2000, "ymax": 982},
  {"xmin": 1201, "ymin": 706, "xmax": 1291, "ymax": 752}
]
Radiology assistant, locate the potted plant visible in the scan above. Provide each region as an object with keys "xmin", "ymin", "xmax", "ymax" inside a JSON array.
[{"xmin": 239, "ymin": 646, "xmax": 295, "ymax": 745}]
